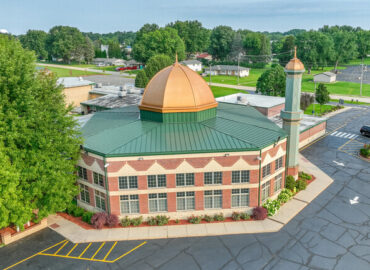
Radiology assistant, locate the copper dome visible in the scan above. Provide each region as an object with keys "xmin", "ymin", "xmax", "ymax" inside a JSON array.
[
  {"xmin": 139, "ymin": 61, "xmax": 218, "ymax": 113},
  {"xmin": 285, "ymin": 47, "xmax": 305, "ymax": 71}
]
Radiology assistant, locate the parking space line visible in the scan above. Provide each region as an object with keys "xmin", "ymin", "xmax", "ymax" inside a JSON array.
[
  {"xmin": 54, "ymin": 241, "xmax": 68, "ymax": 255},
  {"xmin": 111, "ymin": 241, "xmax": 147, "ymax": 263},
  {"xmin": 78, "ymin": 243, "xmax": 91, "ymax": 258},
  {"xmin": 66, "ymin": 243, "xmax": 78, "ymax": 256},
  {"xmin": 103, "ymin": 241, "xmax": 117, "ymax": 261},
  {"xmin": 91, "ymin": 242, "xmax": 105, "ymax": 259}
]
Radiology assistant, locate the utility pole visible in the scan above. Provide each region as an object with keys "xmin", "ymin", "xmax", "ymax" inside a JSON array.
[
  {"xmin": 360, "ymin": 59, "xmax": 364, "ymax": 97},
  {"xmin": 209, "ymin": 62, "xmax": 212, "ymax": 86},
  {"xmin": 237, "ymin": 54, "xmax": 240, "ymax": 85}
]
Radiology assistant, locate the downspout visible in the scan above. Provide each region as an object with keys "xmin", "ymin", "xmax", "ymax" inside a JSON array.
[
  {"xmin": 103, "ymin": 156, "xmax": 111, "ymax": 214},
  {"xmin": 257, "ymin": 149, "xmax": 262, "ymax": 207}
]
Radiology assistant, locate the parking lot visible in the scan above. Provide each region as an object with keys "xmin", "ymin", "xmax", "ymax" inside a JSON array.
[{"xmin": 337, "ymin": 65, "xmax": 369, "ymax": 84}]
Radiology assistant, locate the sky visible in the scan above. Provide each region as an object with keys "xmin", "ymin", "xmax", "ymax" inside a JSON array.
[{"xmin": 1, "ymin": 0, "xmax": 369, "ymax": 35}]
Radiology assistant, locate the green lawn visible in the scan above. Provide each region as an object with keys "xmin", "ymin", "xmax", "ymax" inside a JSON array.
[
  {"xmin": 345, "ymin": 57, "xmax": 370, "ymax": 66},
  {"xmin": 38, "ymin": 66, "xmax": 102, "ymax": 77},
  {"xmin": 210, "ymin": 86, "xmax": 244, "ymax": 98},
  {"xmin": 204, "ymin": 68, "xmax": 267, "ymax": 87},
  {"xmin": 304, "ymin": 104, "xmax": 335, "ymax": 116}
]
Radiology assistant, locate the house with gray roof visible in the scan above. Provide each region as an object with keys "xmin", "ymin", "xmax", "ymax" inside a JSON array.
[{"xmin": 204, "ymin": 65, "xmax": 250, "ymax": 77}]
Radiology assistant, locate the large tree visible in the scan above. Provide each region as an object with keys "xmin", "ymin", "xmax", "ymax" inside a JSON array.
[
  {"xmin": 19, "ymin": 30, "xmax": 48, "ymax": 60},
  {"xmin": 167, "ymin": 20, "xmax": 210, "ymax": 55},
  {"xmin": 256, "ymin": 64, "xmax": 286, "ymax": 96},
  {"xmin": 243, "ymin": 32, "xmax": 271, "ymax": 63},
  {"xmin": 108, "ymin": 40, "xmax": 122, "ymax": 58},
  {"xmin": 277, "ymin": 35, "xmax": 295, "ymax": 66},
  {"xmin": 132, "ymin": 27, "xmax": 185, "ymax": 63},
  {"xmin": 135, "ymin": 54, "xmax": 172, "ymax": 88},
  {"xmin": 0, "ymin": 35, "xmax": 81, "ymax": 228},
  {"xmin": 356, "ymin": 30, "xmax": 370, "ymax": 61},
  {"xmin": 208, "ymin": 26, "xmax": 235, "ymax": 60},
  {"xmin": 331, "ymin": 31, "xmax": 358, "ymax": 71},
  {"xmin": 228, "ymin": 32, "xmax": 245, "ymax": 61}
]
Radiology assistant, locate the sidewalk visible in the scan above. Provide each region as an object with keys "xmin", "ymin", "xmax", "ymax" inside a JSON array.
[
  {"xmin": 48, "ymin": 154, "xmax": 333, "ymax": 243},
  {"xmin": 208, "ymin": 82, "xmax": 256, "ymax": 92}
]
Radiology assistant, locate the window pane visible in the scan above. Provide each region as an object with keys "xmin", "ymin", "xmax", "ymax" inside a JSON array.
[
  {"xmin": 204, "ymin": 196, "xmax": 213, "ymax": 209},
  {"xmin": 241, "ymin": 171, "xmax": 249, "ymax": 183},
  {"xmin": 129, "ymin": 176, "xmax": 138, "ymax": 189},
  {"xmin": 130, "ymin": 194, "xmax": 139, "ymax": 200},
  {"xmin": 177, "ymin": 197, "xmax": 185, "ymax": 210},
  {"xmin": 232, "ymin": 195, "xmax": 239, "ymax": 207},
  {"xmin": 241, "ymin": 194, "xmax": 249, "ymax": 206},
  {"xmin": 214, "ymin": 195, "xmax": 222, "ymax": 208},
  {"xmin": 149, "ymin": 193, "xmax": 157, "ymax": 199},
  {"xmin": 158, "ymin": 175, "xmax": 166, "ymax": 187},
  {"xmin": 186, "ymin": 197, "xmax": 195, "ymax": 210},
  {"xmin": 204, "ymin": 172, "xmax": 212, "ymax": 185},
  {"xmin": 148, "ymin": 175, "xmax": 157, "ymax": 188},
  {"xmin": 120, "ymin": 195, "xmax": 128, "ymax": 200},
  {"xmin": 214, "ymin": 172, "xmax": 222, "ymax": 184},
  {"xmin": 186, "ymin": 173, "xmax": 194, "ymax": 186},
  {"xmin": 149, "ymin": 200, "xmax": 157, "ymax": 212},
  {"xmin": 232, "ymin": 171, "xmax": 240, "ymax": 183},
  {"xmin": 131, "ymin": 201, "xmax": 139, "ymax": 213},
  {"xmin": 119, "ymin": 177, "xmax": 128, "ymax": 189},
  {"xmin": 176, "ymin": 174, "xmax": 185, "ymax": 186},
  {"xmin": 158, "ymin": 198, "xmax": 167, "ymax": 211},
  {"xmin": 121, "ymin": 201, "xmax": 130, "ymax": 213}
]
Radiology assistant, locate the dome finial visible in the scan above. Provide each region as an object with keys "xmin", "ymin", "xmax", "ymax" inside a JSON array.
[
  {"xmin": 175, "ymin": 53, "xmax": 178, "ymax": 63},
  {"xmin": 294, "ymin": 46, "xmax": 297, "ymax": 58}
]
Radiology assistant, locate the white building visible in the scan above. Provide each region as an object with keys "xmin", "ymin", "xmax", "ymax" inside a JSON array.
[
  {"xmin": 92, "ymin": 58, "xmax": 125, "ymax": 66},
  {"xmin": 204, "ymin": 65, "xmax": 250, "ymax": 77},
  {"xmin": 180, "ymin": 60, "xmax": 202, "ymax": 72},
  {"xmin": 313, "ymin": 72, "xmax": 336, "ymax": 83}
]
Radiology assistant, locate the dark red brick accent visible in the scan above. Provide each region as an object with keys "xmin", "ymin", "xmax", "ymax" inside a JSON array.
[
  {"xmin": 86, "ymin": 169, "xmax": 93, "ymax": 184},
  {"xmin": 250, "ymin": 169, "xmax": 260, "ymax": 184},
  {"xmin": 214, "ymin": 156, "xmax": 240, "ymax": 167},
  {"xmin": 157, "ymin": 159, "xmax": 184, "ymax": 170},
  {"xmin": 241, "ymin": 155, "xmax": 259, "ymax": 165},
  {"xmin": 185, "ymin": 157, "xmax": 212, "ymax": 168},
  {"xmin": 108, "ymin": 176, "xmax": 119, "ymax": 192},
  {"xmin": 139, "ymin": 194, "xmax": 148, "ymax": 214},
  {"xmin": 195, "ymin": 191, "xmax": 204, "ymax": 210},
  {"xmin": 167, "ymin": 192, "xmax": 176, "ymax": 212},
  {"xmin": 96, "ymin": 159, "xmax": 105, "ymax": 171},
  {"xmin": 249, "ymin": 188, "xmax": 258, "ymax": 207},
  {"xmin": 109, "ymin": 196, "xmax": 120, "ymax": 215},
  {"xmin": 287, "ymin": 166, "xmax": 299, "ymax": 179},
  {"xmin": 138, "ymin": 175, "xmax": 147, "ymax": 190},
  {"xmin": 167, "ymin": 174, "xmax": 176, "ymax": 188},
  {"xmin": 127, "ymin": 160, "xmax": 155, "ymax": 171},
  {"xmin": 299, "ymin": 122, "xmax": 326, "ymax": 142},
  {"xmin": 195, "ymin": 172, "xmax": 204, "ymax": 186},
  {"xmin": 267, "ymin": 103, "xmax": 285, "ymax": 117},
  {"xmin": 89, "ymin": 187, "xmax": 95, "ymax": 207},
  {"xmin": 270, "ymin": 178, "xmax": 275, "ymax": 195},
  {"xmin": 81, "ymin": 154, "xmax": 95, "ymax": 166},
  {"xmin": 222, "ymin": 189, "xmax": 231, "ymax": 209},
  {"xmin": 107, "ymin": 161, "xmax": 125, "ymax": 173},
  {"xmin": 223, "ymin": 171, "xmax": 232, "ymax": 185}
]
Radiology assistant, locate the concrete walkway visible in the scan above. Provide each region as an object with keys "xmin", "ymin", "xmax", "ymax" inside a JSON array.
[
  {"xmin": 208, "ymin": 82, "xmax": 256, "ymax": 92},
  {"xmin": 48, "ymin": 154, "xmax": 333, "ymax": 243}
]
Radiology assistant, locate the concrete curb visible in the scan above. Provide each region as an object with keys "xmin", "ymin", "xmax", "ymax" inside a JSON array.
[
  {"xmin": 324, "ymin": 106, "xmax": 352, "ymax": 118},
  {"xmin": 48, "ymin": 154, "xmax": 333, "ymax": 243}
]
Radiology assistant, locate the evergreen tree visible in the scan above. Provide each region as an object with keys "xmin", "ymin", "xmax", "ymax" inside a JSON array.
[
  {"xmin": 0, "ymin": 35, "xmax": 81, "ymax": 229},
  {"xmin": 135, "ymin": 70, "xmax": 148, "ymax": 88}
]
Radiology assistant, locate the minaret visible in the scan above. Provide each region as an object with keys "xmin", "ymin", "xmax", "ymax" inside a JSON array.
[{"xmin": 281, "ymin": 47, "xmax": 305, "ymax": 179}]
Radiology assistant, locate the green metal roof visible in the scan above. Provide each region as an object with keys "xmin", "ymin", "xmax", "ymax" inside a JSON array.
[{"xmin": 81, "ymin": 102, "xmax": 287, "ymax": 157}]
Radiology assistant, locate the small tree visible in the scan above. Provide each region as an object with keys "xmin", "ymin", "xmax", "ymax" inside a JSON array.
[
  {"xmin": 135, "ymin": 70, "xmax": 149, "ymax": 88},
  {"xmin": 315, "ymin": 83, "xmax": 330, "ymax": 113},
  {"xmin": 256, "ymin": 64, "xmax": 286, "ymax": 96},
  {"xmin": 300, "ymin": 93, "xmax": 315, "ymax": 111}
]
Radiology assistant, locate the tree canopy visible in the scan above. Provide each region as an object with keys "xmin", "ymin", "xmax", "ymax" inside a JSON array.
[
  {"xmin": 256, "ymin": 64, "xmax": 286, "ymax": 96},
  {"xmin": 132, "ymin": 27, "xmax": 185, "ymax": 63},
  {"xmin": 0, "ymin": 35, "xmax": 81, "ymax": 229},
  {"xmin": 315, "ymin": 83, "xmax": 330, "ymax": 109},
  {"xmin": 243, "ymin": 32, "xmax": 271, "ymax": 63},
  {"xmin": 208, "ymin": 26, "xmax": 235, "ymax": 60},
  {"xmin": 19, "ymin": 30, "xmax": 48, "ymax": 60}
]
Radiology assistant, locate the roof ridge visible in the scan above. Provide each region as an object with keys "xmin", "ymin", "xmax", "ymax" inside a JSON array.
[{"xmin": 178, "ymin": 64, "xmax": 198, "ymax": 107}]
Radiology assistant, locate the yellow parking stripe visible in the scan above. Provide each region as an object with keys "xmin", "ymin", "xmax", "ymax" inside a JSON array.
[
  {"xmin": 78, "ymin": 243, "xmax": 91, "ymax": 258},
  {"xmin": 111, "ymin": 241, "xmax": 147, "ymax": 263},
  {"xmin": 66, "ymin": 243, "xmax": 78, "ymax": 256},
  {"xmin": 54, "ymin": 241, "xmax": 68, "ymax": 255},
  {"xmin": 91, "ymin": 242, "xmax": 105, "ymax": 259},
  {"xmin": 103, "ymin": 242, "xmax": 117, "ymax": 261}
]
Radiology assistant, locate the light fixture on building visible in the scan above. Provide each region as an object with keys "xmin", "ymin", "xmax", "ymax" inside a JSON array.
[
  {"xmin": 138, "ymin": 157, "xmax": 144, "ymax": 160},
  {"xmin": 256, "ymin": 156, "xmax": 262, "ymax": 161},
  {"xmin": 104, "ymin": 163, "xmax": 110, "ymax": 168},
  {"xmin": 224, "ymin": 153, "xmax": 230, "ymax": 157}
]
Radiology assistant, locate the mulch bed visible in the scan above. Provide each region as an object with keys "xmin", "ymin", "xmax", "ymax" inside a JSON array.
[{"xmin": 0, "ymin": 221, "xmax": 38, "ymax": 244}]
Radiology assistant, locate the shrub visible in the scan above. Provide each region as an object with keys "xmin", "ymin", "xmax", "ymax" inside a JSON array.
[
  {"xmin": 147, "ymin": 217, "xmax": 157, "ymax": 226},
  {"xmin": 107, "ymin": 214, "xmax": 119, "ymax": 227},
  {"xmin": 82, "ymin": 211, "xmax": 94, "ymax": 224},
  {"xmin": 240, "ymin": 212, "xmax": 250, "ymax": 220},
  {"xmin": 91, "ymin": 212, "xmax": 108, "ymax": 229},
  {"xmin": 360, "ymin": 144, "xmax": 370, "ymax": 158},
  {"xmin": 231, "ymin": 212, "xmax": 241, "ymax": 221},
  {"xmin": 131, "ymin": 217, "xmax": 143, "ymax": 226},
  {"xmin": 299, "ymin": 171, "xmax": 312, "ymax": 181},
  {"xmin": 263, "ymin": 199, "xmax": 281, "ymax": 216},
  {"xmin": 72, "ymin": 207, "xmax": 85, "ymax": 217},
  {"xmin": 296, "ymin": 179, "xmax": 307, "ymax": 191},
  {"xmin": 175, "ymin": 219, "xmax": 180, "ymax": 224},
  {"xmin": 285, "ymin": 175, "xmax": 296, "ymax": 191},
  {"xmin": 277, "ymin": 189, "xmax": 293, "ymax": 204},
  {"xmin": 203, "ymin": 215, "xmax": 214, "ymax": 222},
  {"xmin": 66, "ymin": 204, "xmax": 77, "ymax": 215},
  {"xmin": 156, "ymin": 215, "xmax": 170, "ymax": 226},
  {"xmin": 214, "ymin": 213, "xmax": 225, "ymax": 221},
  {"xmin": 121, "ymin": 217, "xmax": 132, "ymax": 227},
  {"xmin": 188, "ymin": 215, "xmax": 202, "ymax": 224},
  {"xmin": 253, "ymin": 207, "xmax": 268, "ymax": 220}
]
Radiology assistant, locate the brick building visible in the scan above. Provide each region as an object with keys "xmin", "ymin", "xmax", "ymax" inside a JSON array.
[{"xmin": 76, "ymin": 58, "xmax": 293, "ymax": 219}]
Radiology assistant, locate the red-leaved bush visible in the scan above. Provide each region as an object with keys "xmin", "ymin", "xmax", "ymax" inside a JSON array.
[
  {"xmin": 106, "ymin": 214, "xmax": 119, "ymax": 227},
  {"xmin": 253, "ymin": 207, "xmax": 268, "ymax": 220},
  {"xmin": 91, "ymin": 212, "xmax": 108, "ymax": 229}
]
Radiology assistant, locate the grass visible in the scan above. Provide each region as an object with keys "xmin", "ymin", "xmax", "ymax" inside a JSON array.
[
  {"xmin": 345, "ymin": 57, "xmax": 370, "ymax": 66},
  {"xmin": 330, "ymin": 99, "xmax": 370, "ymax": 106},
  {"xmin": 210, "ymin": 86, "xmax": 244, "ymax": 98},
  {"xmin": 204, "ymin": 68, "xmax": 267, "ymax": 87},
  {"xmin": 301, "ymin": 79, "xmax": 370, "ymax": 97},
  {"xmin": 38, "ymin": 66, "xmax": 102, "ymax": 77},
  {"xmin": 304, "ymin": 104, "xmax": 335, "ymax": 116}
]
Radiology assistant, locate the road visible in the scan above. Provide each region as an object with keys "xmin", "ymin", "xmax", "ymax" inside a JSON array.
[{"xmin": 1, "ymin": 101, "xmax": 369, "ymax": 270}]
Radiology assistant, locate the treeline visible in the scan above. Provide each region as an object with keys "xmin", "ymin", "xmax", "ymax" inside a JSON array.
[{"xmin": 18, "ymin": 22, "xmax": 369, "ymax": 68}]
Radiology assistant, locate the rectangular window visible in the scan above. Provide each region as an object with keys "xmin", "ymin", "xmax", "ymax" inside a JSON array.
[
  {"xmin": 176, "ymin": 173, "xmax": 195, "ymax": 186},
  {"xmin": 118, "ymin": 176, "xmax": 138, "ymax": 189},
  {"xmin": 79, "ymin": 184, "xmax": 90, "ymax": 203},
  {"xmin": 204, "ymin": 190, "xmax": 222, "ymax": 209},
  {"xmin": 78, "ymin": 166, "xmax": 88, "ymax": 181},
  {"xmin": 262, "ymin": 164, "xmax": 271, "ymax": 178},
  {"xmin": 95, "ymin": 190, "xmax": 106, "ymax": 211},
  {"xmin": 93, "ymin": 172, "xmax": 104, "ymax": 187},
  {"xmin": 176, "ymin": 192, "xmax": 195, "ymax": 210},
  {"xmin": 232, "ymin": 170, "xmax": 250, "ymax": 183},
  {"xmin": 149, "ymin": 193, "xmax": 167, "ymax": 212},
  {"xmin": 274, "ymin": 173, "xmax": 283, "ymax": 193},
  {"xmin": 275, "ymin": 157, "xmax": 283, "ymax": 170},
  {"xmin": 204, "ymin": 172, "xmax": 222, "ymax": 185},
  {"xmin": 147, "ymin": 175, "xmax": 166, "ymax": 188},
  {"xmin": 120, "ymin": 194, "xmax": 139, "ymax": 214},
  {"xmin": 261, "ymin": 181, "xmax": 271, "ymax": 202},
  {"xmin": 231, "ymin": 188, "xmax": 249, "ymax": 207}
]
